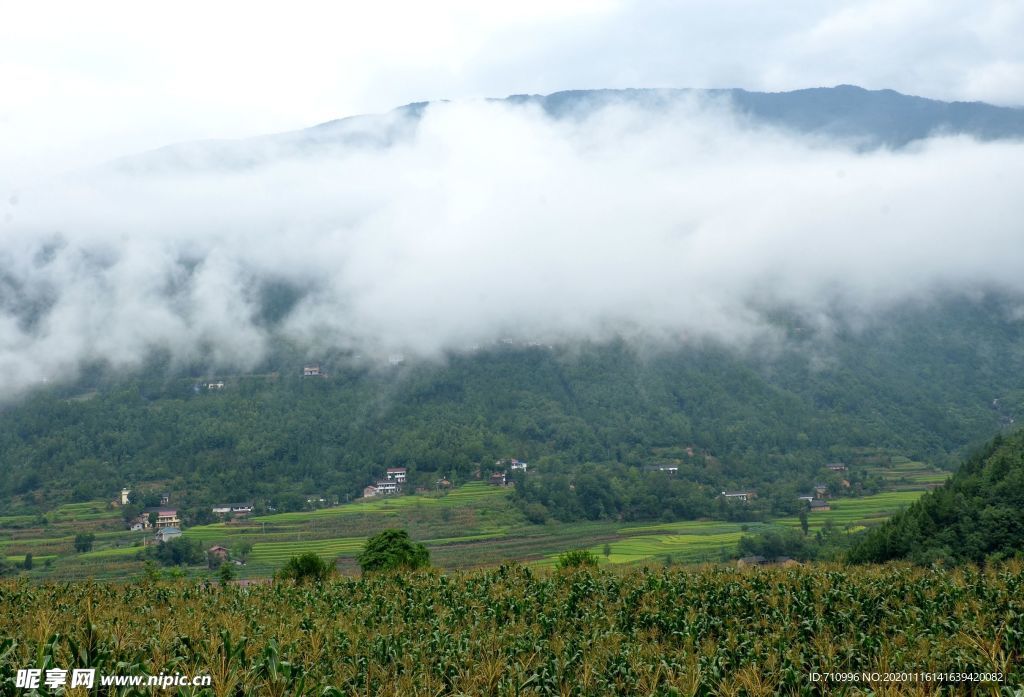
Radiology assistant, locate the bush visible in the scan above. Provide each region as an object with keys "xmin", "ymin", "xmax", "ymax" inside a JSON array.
[
  {"xmin": 279, "ymin": 552, "xmax": 333, "ymax": 584},
  {"xmin": 737, "ymin": 528, "xmax": 813, "ymax": 561},
  {"xmin": 151, "ymin": 537, "xmax": 205, "ymax": 566},
  {"xmin": 524, "ymin": 502, "xmax": 549, "ymax": 524},
  {"xmin": 73, "ymin": 533, "xmax": 95, "ymax": 553},
  {"xmin": 357, "ymin": 529, "xmax": 430, "ymax": 574},
  {"xmin": 556, "ymin": 549, "xmax": 599, "ymax": 570}
]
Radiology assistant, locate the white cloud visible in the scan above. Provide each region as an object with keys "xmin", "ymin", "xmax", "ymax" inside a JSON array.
[{"xmin": 2, "ymin": 97, "xmax": 1023, "ymax": 397}]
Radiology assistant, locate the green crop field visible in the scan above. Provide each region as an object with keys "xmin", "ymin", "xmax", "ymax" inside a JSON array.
[
  {"xmin": 0, "ymin": 474, "xmax": 936, "ymax": 580},
  {"xmin": 1, "ymin": 563, "xmax": 1018, "ymax": 694},
  {"xmin": 775, "ymin": 490, "xmax": 924, "ymax": 531}
]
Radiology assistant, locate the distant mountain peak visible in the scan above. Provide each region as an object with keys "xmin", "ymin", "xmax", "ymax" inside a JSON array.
[{"xmin": 109, "ymin": 85, "xmax": 1024, "ymax": 174}]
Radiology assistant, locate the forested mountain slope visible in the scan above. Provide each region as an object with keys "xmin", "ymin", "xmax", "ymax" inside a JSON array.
[
  {"xmin": 1, "ymin": 293, "xmax": 1022, "ymax": 517},
  {"xmin": 848, "ymin": 427, "xmax": 1024, "ymax": 564}
]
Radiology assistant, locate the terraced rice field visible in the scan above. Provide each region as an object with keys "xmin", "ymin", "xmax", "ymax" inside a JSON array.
[
  {"xmin": 248, "ymin": 537, "xmax": 366, "ymax": 564},
  {"xmin": 77, "ymin": 545, "xmax": 146, "ymax": 560},
  {"xmin": 255, "ymin": 482, "xmax": 506, "ymax": 523},
  {"xmin": 775, "ymin": 490, "xmax": 924, "ymax": 531},
  {"xmin": 1, "ymin": 473, "xmax": 936, "ymax": 579},
  {"xmin": 864, "ymin": 457, "xmax": 951, "ymax": 489},
  {"xmin": 49, "ymin": 501, "xmax": 122, "ymax": 522},
  {"xmin": 0, "ymin": 515, "xmax": 36, "ymax": 526}
]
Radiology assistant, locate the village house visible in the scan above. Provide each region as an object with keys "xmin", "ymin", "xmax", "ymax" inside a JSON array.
[
  {"xmin": 497, "ymin": 458, "xmax": 529, "ymax": 472},
  {"xmin": 809, "ymin": 499, "xmax": 831, "ymax": 512},
  {"xmin": 435, "ymin": 478, "xmax": 452, "ymax": 490},
  {"xmin": 156, "ymin": 509, "xmax": 180, "ymax": 527},
  {"xmin": 138, "ymin": 508, "xmax": 181, "ymax": 529},
  {"xmin": 207, "ymin": 381, "xmax": 225, "ymax": 390},
  {"xmin": 720, "ymin": 490, "xmax": 756, "ymax": 502},
  {"xmin": 826, "ymin": 463, "xmax": 848, "ymax": 472},
  {"xmin": 374, "ymin": 480, "xmax": 400, "ymax": 496},
  {"xmin": 385, "ymin": 467, "xmax": 407, "ymax": 483},
  {"xmin": 303, "ymin": 363, "xmax": 323, "ymax": 377},
  {"xmin": 489, "ymin": 472, "xmax": 508, "ymax": 486},
  {"xmin": 130, "ymin": 520, "xmax": 145, "ymax": 532},
  {"xmin": 211, "ymin": 503, "xmax": 253, "ymax": 516},
  {"xmin": 160, "ymin": 492, "xmax": 170, "ymax": 505},
  {"xmin": 120, "ymin": 488, "xmax": 131, "ymax": 506},
  {"xmin": 155, "ymin": 527, "xmax": 182, "ymax": 544},
  {"xmin": 363, "ymin": 485, "xmax": 379, "ymax": 498},
  {"xmin": 814, "ymin": 483, "xmax": 829, "ymax": 498},
  {"xmin": 208, "ymin": 545, "xmax": 230, "ymax": 564}
]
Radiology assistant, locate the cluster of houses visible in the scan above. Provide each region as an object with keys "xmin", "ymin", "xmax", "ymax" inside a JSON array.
[
  {"xmin": 363, "ymin": 467, "xmax": 407, "ymax": 498},
  {"xmin": 117, "ymin": 488, "xmax": 184, "ymax": 544},
  {"xmin": 798, "ymin": 483, "xmax": 831, "ymax": 512},
  {"xmin": 489, "ymin": 459, "xmax": 527, "ymax": 486},
  {"xmin": 118, "ymin": 487, "xmax": 260, "ymax": 545}
]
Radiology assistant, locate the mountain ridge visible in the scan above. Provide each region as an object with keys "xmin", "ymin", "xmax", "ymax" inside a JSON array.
[{"xmin": 110, "ymin": 85, "xmax": 1024, "ymax": 174}]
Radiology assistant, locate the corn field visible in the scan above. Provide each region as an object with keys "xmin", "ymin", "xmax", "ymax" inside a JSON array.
[{"xmin": 1, "ymin": 562, "xmax": 1022, "ymax": 695}]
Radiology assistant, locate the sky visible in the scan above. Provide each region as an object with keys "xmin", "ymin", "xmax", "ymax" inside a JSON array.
[
  {"xmin": 1, "ymin": 1, "xmax": 1024, "ymax": 398},
  {"xmin": 2, "ymin": 0, "xmax": 1023, "ymax": 178}
]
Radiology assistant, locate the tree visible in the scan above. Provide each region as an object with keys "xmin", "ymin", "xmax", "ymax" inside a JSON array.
[
  {"xmin": 152, "ymin": 538, "xmax": 204, "ymax": 566},
  {"xmin": 279, "ymin": 552, "xmax": 333, "ymax": 584},
  {"xmin": 218, "ymin": 562, "xmax": 236, "ymax": 585},
  {"xmin": 602, "ymin": 543, "xmax": 612, "ymax": 560},
  {"xmin": 556, "ymin": 549, "xmax": 599, "ymax": 570},
  {"xmin": 148, "ymin": 511, "xmax": 158, "ymax": 528},
  {"xmin": 235, "ymin": 541, "xmax": 253, "ymax": 564},
  {"xmin": 74, "ymin": 533, "xmax": 95, "ymax": 553},
  {"xmin": 738, "ymin": 528, "xmax": 813, "ymax": 561},
  {"xmin": 357, "ymin": 529, "xmax": 429, "ymax": 574},
  {"xmin": 121, "ymin": 503, "xmax": 142, "ymax": 524},
  {"xmin": 22, "ymin": 553, "xmax": 32, "ymax": 570},
  {"xmin": 799, "ymin": 509, "xmax": 809, "ymax": 536}
]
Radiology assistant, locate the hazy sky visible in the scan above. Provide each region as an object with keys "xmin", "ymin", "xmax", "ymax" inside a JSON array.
[{"xmin": 2, "ymin": 0, "xmax": 1023, "ymax": 177}]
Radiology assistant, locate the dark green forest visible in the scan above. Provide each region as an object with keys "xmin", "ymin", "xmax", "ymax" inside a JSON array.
[
  {"xmin": 849, "ymin": 427, "xmax": 1024, "ymax": 565},
  {"xmin": 1, "ymin": 293, "xmax": 1022, "ymax": 523}
]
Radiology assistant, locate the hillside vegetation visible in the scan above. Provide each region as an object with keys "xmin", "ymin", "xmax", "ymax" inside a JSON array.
[
  {"xmin": 849, "ymin": 427, "xmax": 1024, "ymax": 565},
  {"xmin": 0, "ymin": 294, "xmax": 1020, "ymax": 521}
]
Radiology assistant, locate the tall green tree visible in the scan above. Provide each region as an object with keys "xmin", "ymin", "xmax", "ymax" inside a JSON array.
[
  {"xmin": 357, "ymin": 529, "xmax": 429, "ymax": 573},
  {"xmin": 279, "ymin": 552, "xmax": 333, "ymax": 583}
]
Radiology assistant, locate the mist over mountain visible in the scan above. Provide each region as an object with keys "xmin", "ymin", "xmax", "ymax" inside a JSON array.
[
  {"xmin": 2, "ymin": 85, "xmax": 1024, "ymax": 400},
  {"xmin": 112, "ymin": 85, "xmax": 1024, "ymax": 173}
]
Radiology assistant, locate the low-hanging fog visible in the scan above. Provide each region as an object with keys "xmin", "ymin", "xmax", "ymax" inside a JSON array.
[{"xmin": 2, "ymin": 95, "xmax": 1024, "ymax": 397}]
